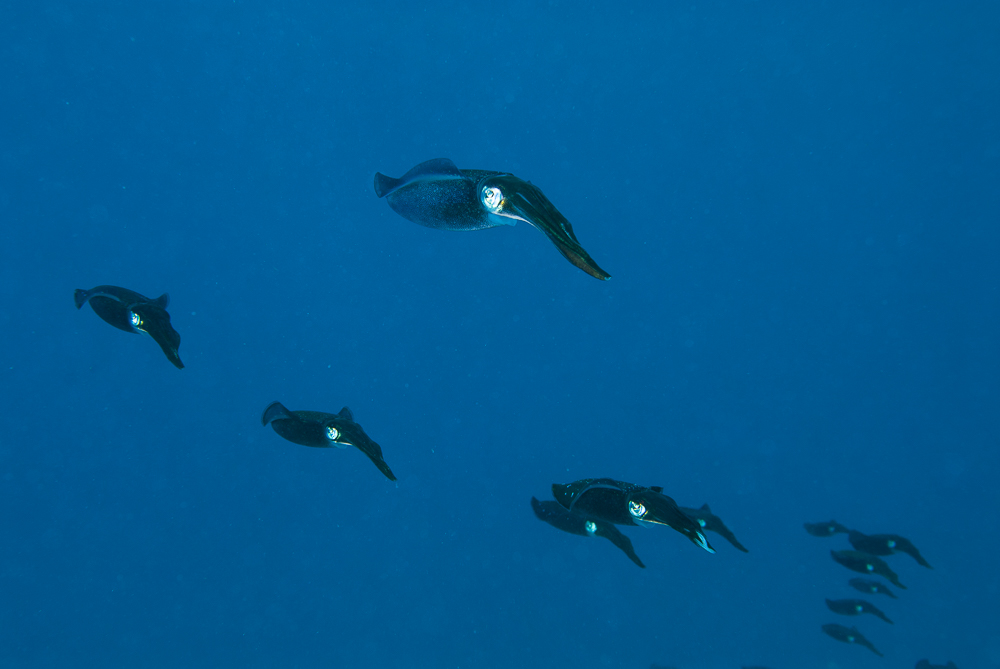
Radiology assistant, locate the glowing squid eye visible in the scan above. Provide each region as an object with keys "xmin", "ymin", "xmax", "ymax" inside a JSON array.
[
  {"xmin": 585, "ymin": 521, "xmax": 597, "ymax": 535},
  {"xmin": 130, "ymin": 311, "xmax": 142, "ymax": 328},
  {"xmin": 481, "ymin": 186, "xmax": 503, "ymax": 212},
  {"xmin": 697, "ymin": 519, "xmax": 707, "ymax": 527},
  {"xmin": 866, "ymin": 564, "xmax": 874, "ymax": 571},
  {"xmin": 628, "ymin": 501, "xmax": 646, "ymax": 518},
  {"xmin": 855, "ymin": 605, "xmax": 863, "ymax": 612},
  {"xmin": 887, "ymin": 540, "xmax": 896, "ymax": 548},
  {"xmin": 326, "ymin": 426, "xmax": 340, "ymax": 441}
]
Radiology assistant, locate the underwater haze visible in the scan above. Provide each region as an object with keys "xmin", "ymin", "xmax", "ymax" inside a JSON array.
[{"xmin": 1, "ymin": 1, "xmax": 998, "ymax": 668}]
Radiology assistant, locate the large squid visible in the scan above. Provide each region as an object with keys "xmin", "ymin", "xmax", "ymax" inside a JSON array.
[{"xmin": 374, "ymin": 158, "xmax": 610, "ymax": 280}]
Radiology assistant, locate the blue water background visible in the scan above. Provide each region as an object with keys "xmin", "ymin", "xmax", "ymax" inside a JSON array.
[{"xmin": 1, "ymin": 1, "xmax": 998, "ymax": 667}]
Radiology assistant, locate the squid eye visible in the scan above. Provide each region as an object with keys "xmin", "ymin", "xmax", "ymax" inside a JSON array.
[
  {"xmin": 697, "ymin": 519, "xmax": 707, "ymax": 527},
  {"xmin": 326, "ymin": 426, "xmax": 340, "ymax": 441},
  {"xmin": 628, "ymin": 501, "xmax": 646, "ymax": 518},
  {"xmin": 585, "ymin": 521, "xmax": 596, "ymax": 534},
  {"xmin": 129, "ymin": 311, "xmax": 142, "ymax": 329},
  {"xmin": 481, "ymin": 186, "xmax": 503, "ymax": 212},
  {"xmin": 887, "ymin": 540, "xmax": 896, "ymax": 548}
]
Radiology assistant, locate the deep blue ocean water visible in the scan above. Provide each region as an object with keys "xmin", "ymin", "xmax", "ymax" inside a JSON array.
[{"xmin": 1, "ymin": 2, "xmax": 998, "ymax": 667}]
